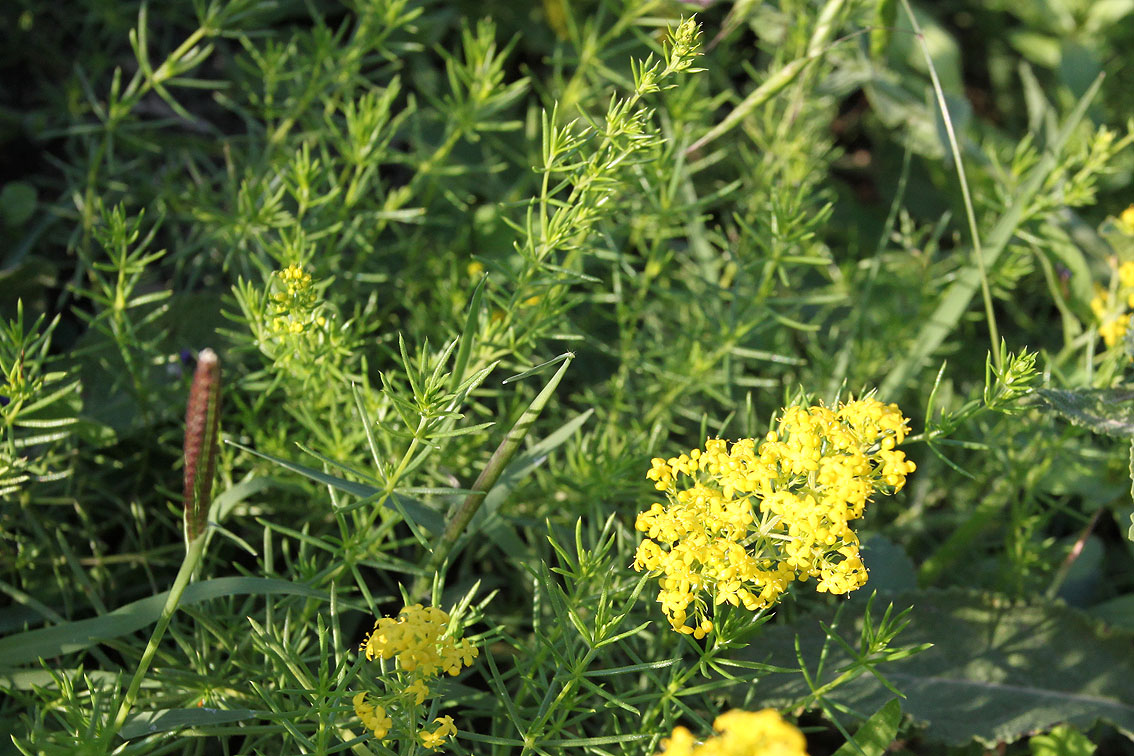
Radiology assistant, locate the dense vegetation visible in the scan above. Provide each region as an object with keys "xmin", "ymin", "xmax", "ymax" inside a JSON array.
[{"xmin": 3, "ymin": 0, "xmax": 1134, "ymax": 754}]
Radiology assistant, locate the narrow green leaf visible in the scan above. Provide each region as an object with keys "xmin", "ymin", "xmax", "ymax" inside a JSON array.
[
  {"xmin": 449, "ymin": 274, "xmax": 486, "ymax": 395},
  {"xmin": 501, "ymin": 352, "xmax": 572, "ymax": 384},
  {"xmin": 808, "ymin": 0, "xmax": 847, "ymax": 57},
  {"xmin": 228, "ymin": 440, "xmax": 379, "ymax": 498},
  {"xmin": 0, "ymin": 578, "xmax": 326, "ymax": 666},
  {"xmin": 226, "ymin": 441, "xmax": 444, "ymax": 533},
  {"xmin": 419, "ymin": 354, "xmax": 575, "ymax": 591},
  {"xmin": 480, "ymin": 409, "xmax": 594, "ymax": 515},
  {"xmin": 870, "ymin": 0, "xmax": 898, "ymax": 59},
  {"xmin": 880, "ymin": 74, "xmax": 1104, "ymax": 397},
  {"xmin": 119, "ymin": 707, "xmax": 261, "ymax": 740},
  {"xmin": 1129, "ymin": 438, "xmax": 1134, "ymax": 542},
  {"xmin": 352, "ymin": 382, "xmax": 387, "ymax": 484},
  {"xmin": 686, "ymin": 56, "xmax": 815, "ymax": 155},
  {"xmin": 832, "ymin": 699, "xmax": 902, "ymax": 756}
]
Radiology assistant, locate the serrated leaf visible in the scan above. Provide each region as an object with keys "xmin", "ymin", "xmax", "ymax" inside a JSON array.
[
  {"xmin": 737, "ymin": 590, "xmax": 1134, "ymax": 746},
  {"xmin": 1129, "ymin": 438, "xmax": 1134, "ymax": 543},
  {"xmin": 1035, "ymin": 388, "xmax": 1134, "ymax": 437}
]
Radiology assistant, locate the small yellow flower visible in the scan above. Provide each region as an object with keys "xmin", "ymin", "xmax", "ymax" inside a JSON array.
[
  {"xmin": 1120, "ymin": 261, "xmax": 1134, "ymax": 289},
  {"xmin": 1091, "ymin": 259, "xmax": 1134, "ymax": 350},
  {"xmin": 267, "ymin": 264, "xmax": 326, "ymax": 337},
  {"xmin": 467, "ymin": 260, "xmax": 485, "ymax": 277},
  {"xmin": 1119, "ymin": 205, "xmax": 1134, "ymax": 235},
  {"xmin": 405, "ymin": 679, "xmax": 429, "ymax": 705},
  {"xmin": 353, "ymin": 693, "xmax": 392, "ymax": 739},
  {"xmin": 419, "ymin": 715, "xmax": 457, "ymax": 750}
]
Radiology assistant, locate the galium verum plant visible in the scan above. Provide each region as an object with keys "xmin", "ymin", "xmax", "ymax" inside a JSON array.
[
  {"xmin": 635, "ymin": 397, "xmax": 916, "ymax": 637},
  {"xmin": 353, "ymin": 603, "xmax": 479, "ymax": 750}
]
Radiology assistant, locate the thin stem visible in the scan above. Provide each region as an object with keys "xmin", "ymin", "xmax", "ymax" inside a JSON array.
[
  {"xmin": 102, "ymin": 533, "xmax": 208, "ymax": 746},
  {"xmin": 899, "ymin": 0, "xmax": 1001, "ymax": 371}
]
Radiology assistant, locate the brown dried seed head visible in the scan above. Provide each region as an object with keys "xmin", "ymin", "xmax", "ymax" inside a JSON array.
[{"xmin": 183, "ymin": 349, "xmax": 220, "ymax": 541}]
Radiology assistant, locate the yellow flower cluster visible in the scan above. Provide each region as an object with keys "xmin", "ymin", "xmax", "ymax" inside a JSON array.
[
  {"xmin": 1090, "ymin": 259, "xmax": 1134, "ymax": 349},
  {"xmin": 635, "ymin": 398, "xmax": 916, "ymax": 637},
  {"xmin": 269, "ymin": 264, "xmax": 325, "ymax": 335},
  {"xmin": 353, "ymin": 693, "xmax": 392, "ymax": 739},
  {"xmin": 1089, "ymin": 206, "xmax": 1134, "ymax": 349},
  {"xmin": 655, "ymin": 709, "xmax": 808, "ymax": 756},
  {"xmin": 354, "ymin": 604, "xmax": 478, "ymax": 750},
  {"xmin": 362, "ymin": 604, "xmax": 479, "ymax": 676}
]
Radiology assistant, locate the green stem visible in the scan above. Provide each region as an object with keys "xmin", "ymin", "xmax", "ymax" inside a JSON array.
[
  {"xmin": 898, "ymin": 0, "xmax": 1000, "ymax": 371},
  {"xmin": 102, "ymin": 533, "xmax": 208, "ymax": 746}
]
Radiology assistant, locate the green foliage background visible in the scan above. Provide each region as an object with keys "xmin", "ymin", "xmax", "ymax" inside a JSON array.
[{"xmin": 3, "ymin": 0, "xmax": 1134, "ymax": 753}]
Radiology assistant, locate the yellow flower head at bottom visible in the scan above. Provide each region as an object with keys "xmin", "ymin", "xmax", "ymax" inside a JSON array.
[{"xmin": 654, "ymin": 709, "xmax": 808, "ymax": 756}]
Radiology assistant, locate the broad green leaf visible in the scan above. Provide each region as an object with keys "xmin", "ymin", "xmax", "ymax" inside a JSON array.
[
  {"xmin": 211, "ymin": 476, "xmax": 276, "ymax": 523},
  {"xmin": 1009, "ymin": 31, "xmax": 1061, "ymax": 68},
  {"xmin": 832, "ymin": 699, "xmax": 902, "ymax": 756},
  {"xmin": 738, "ymin": 589, "xmax": 1134, "ymax": 746},
  {"xmin": 0, "ymin": 668, "xmax": 159, "ymax": 692},
  {"xmin": 891, "ymin": 2, "xmax": 963, "ymax": 93},
  {"xmin": 1058, "ymin": 41, "xmax": 1101, "ymax": 103},
  {"xmin": 861, "ymin": 535, "xmax": 917, "ymax": 594},
  {"xmin": 1089, "ymin": 593, "xmax": 1134, "ymax": 631},
  {"xmin": 0, "ymin": 577, "xmax": 326, "ymax": 666},
  {"xmin": 1034, "ymin": 388, "xmax": 1134, "ymax": 437},
  {"xmin": 1085, "ymin": 0, "xmax": 1134, "ymax": 32}
]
